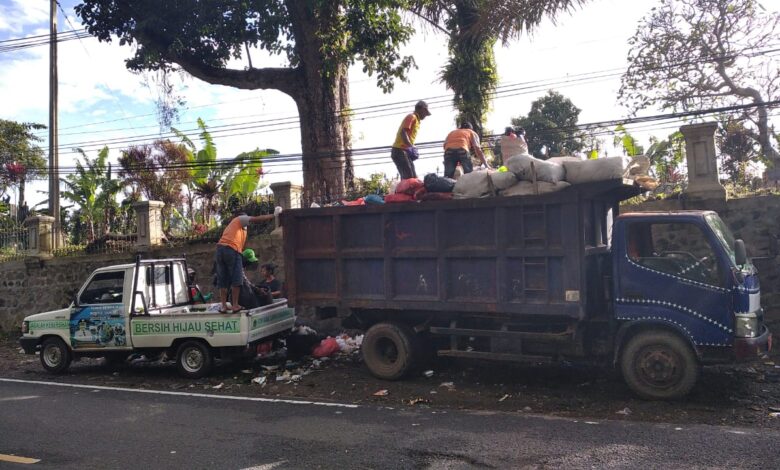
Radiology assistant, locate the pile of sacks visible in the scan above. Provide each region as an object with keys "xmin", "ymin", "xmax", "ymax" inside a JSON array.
[
  {"xmin": 383, "ymin": 174, "xmax": 457, "ymax": 204},
  {"xmin": 451, "ymin": 153, "xmax": 657, "ymax": 200}
]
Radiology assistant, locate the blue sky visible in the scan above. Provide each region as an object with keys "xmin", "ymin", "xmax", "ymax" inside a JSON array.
[{"xmin": 2, "ymin": 0, "xmax": 775, "ymax": 208}]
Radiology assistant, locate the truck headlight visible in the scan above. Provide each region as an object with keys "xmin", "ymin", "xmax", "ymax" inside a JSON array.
[
  {"xmin": 735, "ymin": 313, "xmax": 758, "ymax": 338},
  {"xmin": 21, "ymin": 321, "xmax": 29, "ymax": 334}
]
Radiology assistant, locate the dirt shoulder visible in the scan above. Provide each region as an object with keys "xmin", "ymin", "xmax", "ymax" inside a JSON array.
[{"xmin": 3, "ymin": 333, "xmax": 780, "ymax": 429}]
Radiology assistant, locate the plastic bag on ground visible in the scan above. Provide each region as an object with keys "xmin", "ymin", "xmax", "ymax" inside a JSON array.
[
  {"xmin": 502, "ymin": 180, "xmax": 571, "ymax": 197},
  {"xmin": 505, "ymin": 154, "xmax": 565, "ymax": 183},
  {"xmin": 562, "ymin": 157, "xmax": 625, "ymax": 184},
  {"xmin": 424, "ymin": 173, "xmax": 456, "ymax": 193},
  {"xmin": 395, "ymin": 178, "xmax": 424, "ymax": 195},
  {"xmin": 453, "ymin": 170, "xmax": 495, "ymax": 199},
  {"xmin": 312, "ymin": 337, "xmax": 340, "ymax": 358}
]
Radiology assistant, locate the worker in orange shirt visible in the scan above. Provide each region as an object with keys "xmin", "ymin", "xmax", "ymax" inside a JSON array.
[
  {"xmin": 442, "ymin": 122, "xmax": 489, "ymax": 178},
  {"xmin": 215, "ymin": 208, "xmax": 281, "ymax": 313},
  {"xmin": 390, "ymin": 100, "xmax": 431, "ymax": 179}
]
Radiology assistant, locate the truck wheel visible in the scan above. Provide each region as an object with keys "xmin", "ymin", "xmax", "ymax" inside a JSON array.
[
  {"xmin": 176, "ymin": 341, "xmax": 213, "ymax": 379},
  {"xmin": 40, "ymin": 337, "xmax": 72, "ymax": 374},
  {"xmin": 362, "ymin": 322, "xmax": 418, "ymax": 380},
  {"xmin": 620, "ymin": 330, "xmax": 699, "ymax": 400}
]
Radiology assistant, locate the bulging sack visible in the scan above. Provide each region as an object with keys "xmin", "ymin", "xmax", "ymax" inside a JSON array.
[
  {"xmin": 395, "ymin": 178, "xmax": 424, "ymax": 195},
  {"xmin": 423, "ymin": 173, "xmax": 456, "ymax": 193},
  {"xmin": 502, "ymin": 180, "xmax": 571, "ymax": 197},
  {"xmin": 489, "ymin": 171, "xmax": 517, "ymax": 192},
  {"xmin": 453, "ymin": 170, "xmax": 494, "ymax": 199},
  {"xmin": 562, "ymin": 157, "xmax": 625, "ymax": 184},
  {"xmin": 505, "ymin": 154, "xmax": 565, "ymax": 183}
]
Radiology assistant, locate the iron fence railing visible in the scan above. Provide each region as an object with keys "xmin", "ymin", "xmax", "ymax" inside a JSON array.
[{"xmin": 0, "ymin": 224, "xmax": 28, "ymax": 263}]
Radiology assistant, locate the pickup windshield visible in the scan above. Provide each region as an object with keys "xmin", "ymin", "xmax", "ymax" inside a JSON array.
[{"xmin": 705, "ymin": 213, "xmax": 736, "ymax": 265}]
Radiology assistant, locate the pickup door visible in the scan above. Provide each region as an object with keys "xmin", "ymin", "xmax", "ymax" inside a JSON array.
[{"xmin": 68, "ymin": 268, "xmax": 132, "ymax": 350}]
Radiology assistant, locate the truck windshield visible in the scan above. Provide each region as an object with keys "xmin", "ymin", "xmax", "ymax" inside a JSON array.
[{"xmin": 705, "ymin": 213, "xmax": 736, "ymax": 265}]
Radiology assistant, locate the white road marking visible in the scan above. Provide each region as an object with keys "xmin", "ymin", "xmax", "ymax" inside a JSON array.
[
  {"xmin": 240, "ymin": 462, "xmax": 287, "ymax": 470},
  {"xmin": 0, "ymin": 378, "xmax": 358, "ymax": 409},
  {"xmin": 0, "ymin": 395, "xmax": 39, "ymax": 402}
]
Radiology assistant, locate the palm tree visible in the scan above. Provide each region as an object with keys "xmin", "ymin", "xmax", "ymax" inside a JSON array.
[{"xmin": 61, "ymin": 146, "xmax": 120, "ymax": 241}]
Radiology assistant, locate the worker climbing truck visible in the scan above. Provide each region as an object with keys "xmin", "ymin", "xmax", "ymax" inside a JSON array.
[{"xmin": 282, "ymin": 179, "xmax": 771, "ymax": 399}]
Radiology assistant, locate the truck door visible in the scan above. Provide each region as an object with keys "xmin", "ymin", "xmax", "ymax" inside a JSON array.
[
  {"xmin": 70, "ymin": 269, "xmax": 130, "ymax": 350},
  {"xmin": 615, "ymin": 219, "xmax": 734, "ymax": 347}
]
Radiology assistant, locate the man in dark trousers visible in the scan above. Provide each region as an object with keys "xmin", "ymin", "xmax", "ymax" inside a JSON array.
[
  {"xmin": 390, "ymin": 100, "xmax": 431, "ymax": 179},
  {"xmin": 442, "ymin": 122, "xmax": 489, "ymax": 178}
]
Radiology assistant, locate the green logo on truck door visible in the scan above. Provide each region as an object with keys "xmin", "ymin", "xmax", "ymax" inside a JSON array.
[
  {"xmin": 132, "ymin": 319, "xmax": 240, "ymax": 336},
  {"xmin": 251, "ymin": 308, "xmax": 294, "ymax": 331}
]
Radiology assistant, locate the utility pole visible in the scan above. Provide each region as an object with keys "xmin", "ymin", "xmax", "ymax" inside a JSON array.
[{"xmin": 49, "ymin": 0, "xmax": 60, "ymax": 247}]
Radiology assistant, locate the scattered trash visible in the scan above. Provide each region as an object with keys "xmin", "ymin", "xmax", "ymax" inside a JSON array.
[
  {"xmin": 764, "ymin": 361, "xmax": 776, "ymax": 366},
  {"xmin": 276, "ymin": 371, "xmax": 292, "ymax": 382},
  {"xmin": 335, "ymin": 334, "xmax": 364, "ymax": 354},
  {"xmin": 616, "ymin": 407, "xmax": 632, "ymax": 416},
  {"xmin": 749, "ymin": 405, "xmax": 762, "ymax": 411},
  {"xmin": 439, "ymin": 382, "xmax": 456, "ymax": 391},
  {"xmin": 768, "ymin": 406, "xmax": 780, "ymax": 412},
  {"xmin": 429, "ymin": 390, "xmax": 437, "ymax": 394},
  {"xmin": 406, "ymin": 397, "xmax": 429, "ymax": 405},
  {"xmin": 313, "ymin": 337, "xmax": 340, "ymax": 358},
  {"xmin": 499, "ymin": 394, "xmax": 510, "ymax": 402},
  {"xmin": 769, "ymin": 412, "xmax": 780, "ymax": 418},
  {"xmin": 423, "ymin": 370, "xmax": 434, "ymax": 378},
  {"xmin": 373, "ymin": 389, "xmax": 389, "ymax": 397},
  {"xmin": 523, "ymin": 406, "xmax": 532, "ymax": 412},
  {"xmin": 241, "ymin": 369, "xmax": 252, "ymax": 374},
  {"xmin": 262, "ymin": 365, "xmax": 279, "ymax": 372},
  {"xmin": 212, "ymin": 383, "xmax": 224, "ymax": 390},
  {"xmin": 674, "ymin": 427, "xmax": 683, "ymax": 431},
  {"xmin": 251, "ymin": 376, "xmax": 267, "ymax": 386}
]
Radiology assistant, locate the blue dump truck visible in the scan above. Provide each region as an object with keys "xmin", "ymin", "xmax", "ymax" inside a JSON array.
[{"xmin": 282, "ymin": 179, "xmax": 771, "ymax": 399}]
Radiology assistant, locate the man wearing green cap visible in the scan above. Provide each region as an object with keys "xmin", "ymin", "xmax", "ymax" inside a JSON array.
[{"xmin": 236, "ymin": 248, "xmax": 273, "ymax": 309}]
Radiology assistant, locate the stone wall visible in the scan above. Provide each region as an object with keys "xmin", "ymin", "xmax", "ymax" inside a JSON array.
[
  {"xmin": 625, "ymin": 194, "xmax": 780, "ymax": 316},
  {"xmin": 0, "ymin": 232, "xmax": 284, "ymax": 333}
]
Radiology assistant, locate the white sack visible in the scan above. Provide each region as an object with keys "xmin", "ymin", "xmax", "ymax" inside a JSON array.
[
  {"xmin": 505, "ymin": 154, "xmax": 565, "ymax": 183},
  {"xmin": 453, "ymin": 170, "xmax": 494, "ymax": 199},
  {"xmin": 562, "ymin": 157, "xmax": 625, "ymax": 184},
  {"xmin": 500, "ymin": 135, "xmax": 528, "ymax": 159},
  {"xmin": 489, "ymin": 171, "xmax": 517, "ymax": 191},
  {"xmin": 502, "ymin": 180, "xmax": 570, "ymax": 197}
]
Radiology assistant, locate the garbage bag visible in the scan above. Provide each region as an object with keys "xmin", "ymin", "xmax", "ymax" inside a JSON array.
[
  {"xmin": 424, "ymin": 173, "xmax": 456, "ymax": 193},
  {"xmin": 364, "ymin": 194, "xmax": 385, "ymax": 205},
  {"xmin": 396, "ymin": 178, "xmax": 424, "ymax": 195},
  {"xmin": 384, "ymin": 193, "xmax": 415, "ymax": 203},
  {"xmin": 453, "ymin": 170, "xmax": 495, "ymax": 199},
  {"xmin": 312, "ymin": 337, "xmax": 340, "ymax": 358},
  {"xmin": 419, "ymin": 192, "xmax": 454, "ymax": 201},
  {"xmin": 489, "ymin": 171, "xmax": 517, "ymax": 192},
  {"xmin": 413, "ymin": 186, "xmax": 427, "ymax": 201},
  {"xmin": 341, "ymin": 198, "xmax": 365, "ymax": 206},
  {"xmin": 505, "ymin": 154, "xmax": 565, "ymax": 183},
  {"xmin": 562, "ymin": 157, "xmax": 624, "ymax": 184},
  {"xmin": 502, "ymin": 180, "xmax": 571, "ymax": 197}
]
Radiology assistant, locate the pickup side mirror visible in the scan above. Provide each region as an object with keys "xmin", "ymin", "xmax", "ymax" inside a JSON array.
[{"xmin": 734, "ymin": 239, "xmax": 747, "ymax": 267}]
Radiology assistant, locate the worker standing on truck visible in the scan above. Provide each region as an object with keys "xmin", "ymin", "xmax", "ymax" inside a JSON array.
[
  {"xmin": 215, "ymin": 210, "xmax": 280, "ymax": 313},
  {"xmin": 390, "ymin": 100, "xmax": 431, "ymax": 179},
  {"xmin": 443, "ymin": 122, "xmax": 489, "ymax": 178}
]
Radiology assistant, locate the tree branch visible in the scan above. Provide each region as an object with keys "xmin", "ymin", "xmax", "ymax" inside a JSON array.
[{"xmin": 169, "ymin": 56, "xmax": 302, "ymax": 97}]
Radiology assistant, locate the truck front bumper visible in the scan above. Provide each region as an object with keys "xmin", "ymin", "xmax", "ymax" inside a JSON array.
[
  {"xmin": 734, "ymin": 326, "xmax": 772, "ymax": 360},
  {"xmin": 19, "ymin": 337, "xmax": 39, "ymax": 355}
]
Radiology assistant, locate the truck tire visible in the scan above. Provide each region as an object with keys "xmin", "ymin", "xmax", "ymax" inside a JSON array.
[
  {"xmin": 620, "ymin": 330, "xmax": 699, "ymax": 400},
  {"xmin": 362, "ymin": 322, "xmax": 418, "ymax": 380},
  {"xmin": 176, "ymin": 340, "xmax": 213, "ymax": 379},
  {"xmin": 40, "ymin": 337, "xmax": 72, "ymax": 374}
]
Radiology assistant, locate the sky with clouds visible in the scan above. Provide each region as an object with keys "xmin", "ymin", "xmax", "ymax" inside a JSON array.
[{"xmin": 1, "ymin": 0, "xmax": 776, "ymax": 208}]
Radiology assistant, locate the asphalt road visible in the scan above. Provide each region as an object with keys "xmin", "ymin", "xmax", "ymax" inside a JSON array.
[{"xmin": 0, "ymin": 378, "xmax": 777, "ymax": 469}]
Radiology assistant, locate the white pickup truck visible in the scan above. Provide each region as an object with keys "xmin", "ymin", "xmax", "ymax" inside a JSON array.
[{"xmin": 19, "ymin": 257, "xmax": 295, "ymax": 378}]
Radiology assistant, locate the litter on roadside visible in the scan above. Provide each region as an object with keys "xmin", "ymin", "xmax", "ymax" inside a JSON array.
[
  {"xmin": 212, "ymin": 383, "xmax": 224, "ymax": 390},
  {"xmin": 616, "ymin": 407, "xmax": 632, "ymax": 415},
  {"xmin": 373, "ymin": 389, "xmax": 389, "ymax": 397},
  {"xmin": 423, "ymin": 370, "xmax": 434, "ymax": 378},
  {"xmin": 439, "ymin": 382, "xmax": 456, "ymax": 391},
  {"xmin": 499, "ymin": 394, "xmax": 510, "ymax": 402},
  {"xmin": 251, "ymin": 376, "xmax": 267, "ymax": 386}
]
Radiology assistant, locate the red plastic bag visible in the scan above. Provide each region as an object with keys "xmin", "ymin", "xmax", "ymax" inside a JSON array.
[
  {"xmin": 395, "ymin": 178, "xmax": 424, "ymax": 195},
  {"xmin": 341, "ymin": 197, "xmax": 365, "ymax": 206},
  {"xmin": 420, "ymin": 192, "xmax": 454, "ymax": 201},
  {"xmin": 312, "ymin": 337, "xmax": 340, "ymax": 358},
  {"xmin": 384, "ymin": 193, "xmax": 415, "ymax": 203},
  {"xmin": 413, "ymin": 186, "xmax": 427, "ymax": 200}
]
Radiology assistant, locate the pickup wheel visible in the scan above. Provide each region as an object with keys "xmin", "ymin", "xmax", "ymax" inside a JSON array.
[
  {"xmin": 362, "ymin": 322, "xmax": 418, "ymax": 380},
  {"xmin": 620, "ymin": 330, "xmax": 699, "ymax": 400},
  {"xmin": 40, "ymin": 337, "xmax": 72, "ymax": 374},
  {"xmin": 176, "ymin": 341, "xmax": 213, "ymax": 379}
]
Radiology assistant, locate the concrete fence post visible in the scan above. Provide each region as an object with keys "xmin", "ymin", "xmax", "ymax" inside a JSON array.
[
  {"xmin": 270, "ymin": 182, "xmax": 303, "ymax": 210},
  {"xmin": 24, "ymin": 215, "xmax": 55, "ymax": 257},
  {"xmin": 680, "ymin": 122, "xmax": 726, "ymax": 200},
  {"xmin": 134, "ymin": 200, "xmax": 165, "ymax": 248}
]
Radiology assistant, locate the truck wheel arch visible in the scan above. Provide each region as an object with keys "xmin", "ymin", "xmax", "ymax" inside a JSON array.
[{"xmin": 613, "ymin": 320, "xmax": 701, "ymax": 366}]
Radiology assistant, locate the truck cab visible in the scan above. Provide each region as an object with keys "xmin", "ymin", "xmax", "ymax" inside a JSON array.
[
  {"xmin": 19, "ymin": 258, "xmax": 295, "ymax": 378},
  {"xmin": 612, "ymin": 211, "xmax": 770, "ymax": 398}
]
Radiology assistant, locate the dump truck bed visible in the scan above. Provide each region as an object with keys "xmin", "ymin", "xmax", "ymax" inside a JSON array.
[{"xmin": 283, "ymin": 179, "xmax": 639, "ymax": 320}]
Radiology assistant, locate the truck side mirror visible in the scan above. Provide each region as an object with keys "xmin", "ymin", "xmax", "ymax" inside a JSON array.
[{"xmin": 734, "ymin": 239, "xmax": 747, "ymax": 267}]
